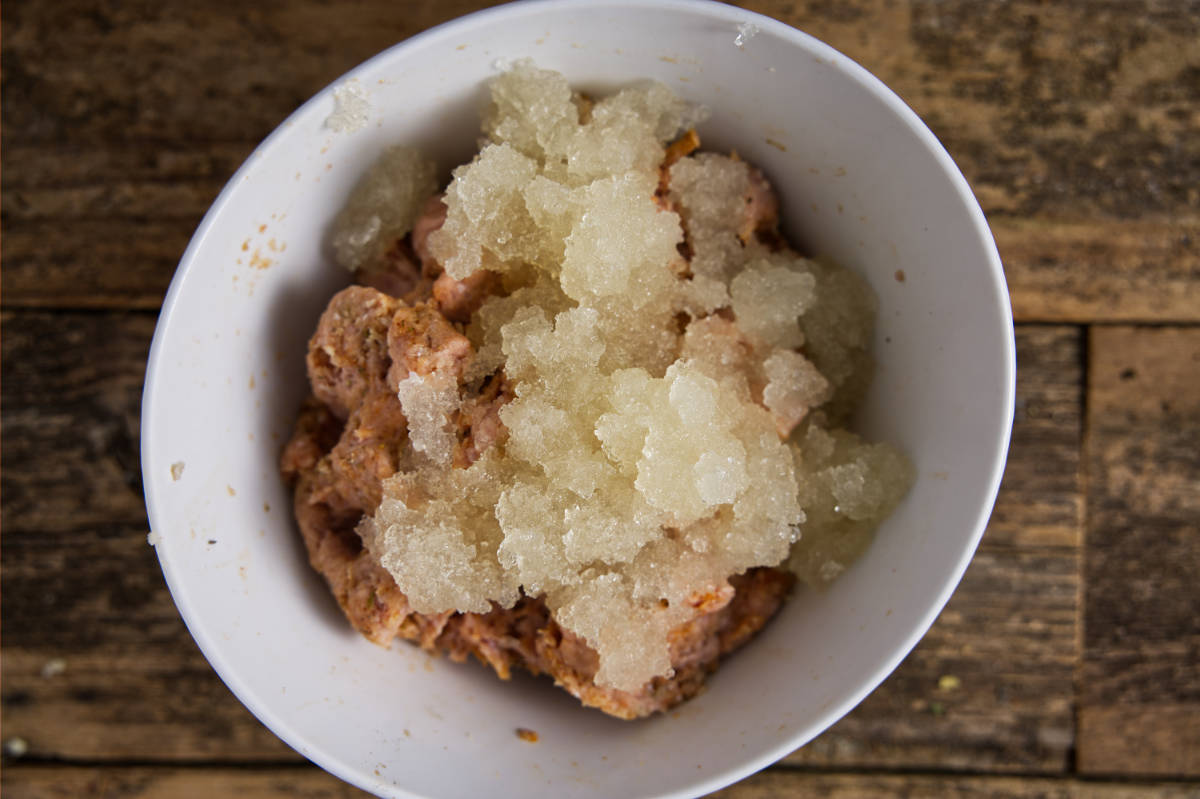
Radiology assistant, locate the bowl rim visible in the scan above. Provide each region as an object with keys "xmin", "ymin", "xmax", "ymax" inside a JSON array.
[{"xmin": 142, "ymin": 1, "xmax": 1016, "ymax": 796}]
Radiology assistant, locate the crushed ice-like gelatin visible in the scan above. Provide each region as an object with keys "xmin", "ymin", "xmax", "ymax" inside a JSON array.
[{"xmin": 362, "ymin": 61, "xmax": 911, "ymax": 692}]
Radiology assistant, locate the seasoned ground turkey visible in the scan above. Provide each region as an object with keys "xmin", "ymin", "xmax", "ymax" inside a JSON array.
[{"xmin": 282, "ymin": 167, "xmax": 796, "ymax": 719}]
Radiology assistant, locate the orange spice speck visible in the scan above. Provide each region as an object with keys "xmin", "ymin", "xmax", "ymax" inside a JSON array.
[
  {"xmin": 516, "ymin": 728, "xmax": 539, "ymax": 743},
  {"xmin": 249, "ymin": 249, "xmax": 273, "ymax": 270}
]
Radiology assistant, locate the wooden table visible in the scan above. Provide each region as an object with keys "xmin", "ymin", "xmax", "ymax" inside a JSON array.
[{"xmin": 3, "ymin": 1, "xmax": 1198, "ymax": 796}]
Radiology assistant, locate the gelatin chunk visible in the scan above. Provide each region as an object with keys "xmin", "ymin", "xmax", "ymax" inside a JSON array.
[
  {"xmin": 331, "ymin": 145, "xmax": 437, "ymax": 271},
  {"xmin": 360, "ymin": 61, "xmax": 911, "ymax": 692}
]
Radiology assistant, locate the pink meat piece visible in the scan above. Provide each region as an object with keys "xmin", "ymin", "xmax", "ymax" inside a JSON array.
[
  {"xmin": 432, "ymin": 269, "xmax": 503, "ymax": 324},
  {"xmin": 306, "ymin": 286, "xmax": 400, "ymax": 419}
]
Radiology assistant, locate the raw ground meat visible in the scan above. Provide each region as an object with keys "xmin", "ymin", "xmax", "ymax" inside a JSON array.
[
  {"xmin": 281, "ymin": 288, "xmax": 795, "ymax": 718},
  {"xmin": 281, "ymin": 148, "xmax": 797, "ymax": 718}
]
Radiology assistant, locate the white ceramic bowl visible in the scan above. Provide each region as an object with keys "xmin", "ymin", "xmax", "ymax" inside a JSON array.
[{"xmin": 142, "ymin": 1, "xmax": 1014, "ymax": 797}]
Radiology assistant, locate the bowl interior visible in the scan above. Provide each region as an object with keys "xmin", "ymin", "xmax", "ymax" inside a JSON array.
[{"xmin": 142, "ymin": 2, "xmax": 1014, "ymax": 797}]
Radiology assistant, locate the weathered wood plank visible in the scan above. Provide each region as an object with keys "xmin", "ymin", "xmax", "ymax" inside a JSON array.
[
  {"xmin": 997, "ymin": 217, "xmax": 1200, "ymax": 324},
  {"xmin": 0, "ymin": 143, "xmax": 255, "ymax": 309},
  {"xmin": 1, "ymin": 529, "xmax": 299, "ymax": 761},
  {"xmin": 783, "ymin": 546, "xmax": 1077, "ymax": 772},
  {"xmin": 4, "ymin": 765, "xmax": 1199, "ymax": 799},
  {"xmin": 761, "ymin": 0, "xmax": 1200, "ymax": 323},
  {"xmin": 4, "ymin": 0, "xmax": 1199, "ymax": 788},
  {"xmin": 986, "ymin": 326, "xmax": 1082, "ymax": 549},
  {"xmin": 2, "ymin": 142, "xmax": 255, "ymax": 192},
  {"xmin": 3, "ymin": 0, "xmax": 1198, "ymax": 319},
  {"xmin": 1, "ymin": 220, "xmax": 187, "ymax": 311},
  {"xmin": 0, "ymin": 530, "xmax": 1077, "ymax": 766},
  {"xmin": 1, "ymin": 312, "xmax": 154, "ymax": 534},
  {"xmin": 1080, "ymin": 327, "xmax": 1200, "ymax": 777},
  {"xmin": 1080, "ymin": 707, "xmax": 1200, "ymax": 780},
  {"xmin": 1, "ymin": 219, "xmax": 193, "ymax": 310},
  {"xmin": 0, "ymin": 312, "xmax": 1081, "ymax": 767},
  {"xmin": 0, "ymin": 0, "xmax": 491, "ymax": 145},
  {"xmin": 711, "ymin": 768, "xmax": 1200, "ymax": 798},
  {"xmin": 0, "ymin": 766, "xmax": 367, "ymax": 799}
]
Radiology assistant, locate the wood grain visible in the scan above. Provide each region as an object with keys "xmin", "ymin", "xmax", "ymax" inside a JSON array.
[
  {"xmin": 986, "ymin": 326, "xmax": 1082, "ymax": 549},
  {"xmin": 3, "ymin": 0, "xmax": 1199, "ymax": 792},
  {"xmin": 4, "ymin": 766, "xmax": 1199, "ymax": 799},
  {"xmin": 0, "ymin": 311, "xmax": 296, "ymax": 760},
  {"xmin": 0, "ymin": 0, "xmax": 492, "ymax": 144},
  {"xmin": 4, "ymin": 0, "xmax": 1198, "ymax": 319},
  {"xmin": 710, "ymin": 768, "xmax": 1200, "ymax": 798},
  {"xmin": 1, "ymin": 312, "xmax": 156, "ymax": 534},
  {"xmin": 0, "ymin": 311, "xmax": 1081, "ymax": 770},
  {"xmin": 783, "ymin": 547, "xmax": 1077, "ymax": 772},
  {"xmin": 778, "ymin": 329, "xmax": 1083, "ymax": 771},
  {"xmin": 1, "ymin": 766, "xmax": 368, "ymax": 799},
  {"xmin": 1080, "ymin": 707, "xmax": 1200, "ymax": 780},
  {"xmin": 1079, "ymin": 327, "xmax": 1200, "ymax": 777},
  {"xmin": 1, "ymin": 530, "xmax": 298, "ymax": 762},
  {"xmin": 995, "ymin": 217, "xmax": 1200, "ymax": 324},
  {"xmin": 0, "ymin": 526, "xmax": 1077, "ymax": 767},
  {"xmin": 0, "ymin": 540, "xmax": 1076, "ymax": 767},
  {"xmin": 747, "ymin": 0, "xmax": 1200, "ymax": 322}
]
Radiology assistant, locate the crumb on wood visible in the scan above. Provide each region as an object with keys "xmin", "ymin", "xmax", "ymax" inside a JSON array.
[{"xmin": 40, "ymin": 658, "xmax": 66, "ymax": 678}]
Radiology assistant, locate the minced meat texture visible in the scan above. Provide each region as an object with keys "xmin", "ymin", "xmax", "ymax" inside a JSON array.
[
  {"xmin": 281, "ymin": 283, "xmax": 795, "ymax": 718},
  {"xmin": 281, "ymin": 181, "xmax": 797, "ymax": 717},
  {"xmin": 284, "ymin": 63, "xmax": 915, "ymax": 708}
]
